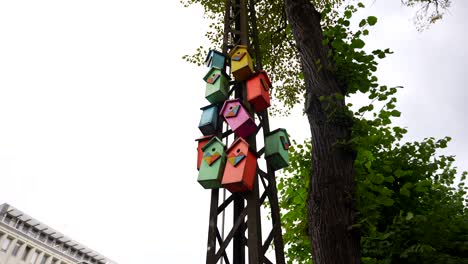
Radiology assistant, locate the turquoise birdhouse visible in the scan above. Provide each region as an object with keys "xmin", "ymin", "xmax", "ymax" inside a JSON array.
[
  {"xmin": 265, "ymin": 128, "xmax": 290, "ymax": 171},
  {"xmin": 203, "ymin": 67, "xmax": 230, "ymax": 104},
  {"xmin": 205, "ymin": 50, "xmax": 228, "ymax": 70}
]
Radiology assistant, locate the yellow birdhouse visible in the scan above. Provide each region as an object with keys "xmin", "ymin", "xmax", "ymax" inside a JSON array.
[{"xmin": 229, "ymin": 45, "xmax": 254, "ymax": 81}]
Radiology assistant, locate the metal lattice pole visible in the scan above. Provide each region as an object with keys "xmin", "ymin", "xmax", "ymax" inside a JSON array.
[{"xmin": 205, "ymin": 0, "xmax": 286, "ymax": 263}]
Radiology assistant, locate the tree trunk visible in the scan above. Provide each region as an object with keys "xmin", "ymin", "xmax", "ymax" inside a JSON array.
[{"xmin": 284, "ymin": 1, "xmax": 360, "ymax": 263}]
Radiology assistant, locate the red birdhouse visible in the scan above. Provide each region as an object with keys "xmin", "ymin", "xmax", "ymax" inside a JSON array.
[
  {"xmin": 246, "ymin": 70, "xmax": 271, "ymax": 113},
  {"xmin": 196, "ymin": 135, "xmax": 214, "ymax": 170},
  {"xmin": 221, "ymin": 137, "xmax": 257, "ymax": 193}
]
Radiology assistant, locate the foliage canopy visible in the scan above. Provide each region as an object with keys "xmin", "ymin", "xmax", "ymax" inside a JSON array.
[
  {"xmin": 182, "ymin": 0, "xmax": 452, "ymax": 111},
  {"xmin": 276, "ymin": 3, "xmax": 468, "ymax": 263}
]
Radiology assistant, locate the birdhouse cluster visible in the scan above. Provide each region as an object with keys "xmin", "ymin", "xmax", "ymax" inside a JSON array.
[{"xmin": 196, "ymin": 46, "xmax": 291, "ymax": 193}]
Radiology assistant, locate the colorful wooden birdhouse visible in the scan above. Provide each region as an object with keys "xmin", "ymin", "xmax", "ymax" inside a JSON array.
[
  {"xmin": 199, "ymin": 104, "xmax": 220, "ymax": 136},
  {"xmin": 220, "ymin": 99, "xmax": 257, "ymax": 138},
  {"xmin": 246, "ymin": 70, "xmax": 271, "ymax": 112},
  {"xmin": 265, "ymin": 128, "xmax": 290, "ymax": 171},
  {"xmin": 229, "ymin": 45, "xmax": 254, "ymax": 81},
  {"xmin": 196, "ymin": 135, "xmax": 214, "ymax": 170},
  {"xmin": 198, "ymin": 137, "xmax": 226, "ymax": 189},
  {"xmin": 222, "ymin": 137, "xmax": 257, "ymax": 193},
  {"xmin": 203, "ymin": 67, "xmax": 230, "ymax": 104},
  {"xmin": 205, "ymin": 50, "xmax": 228, "ymax": 70}
]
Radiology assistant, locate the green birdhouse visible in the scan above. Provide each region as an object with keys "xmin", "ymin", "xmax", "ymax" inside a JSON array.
[
  {"xmin": 203, "ymin": 67, "xmax": 230, "ymax": 104},
  {"xmin": 198, "ymin": 137, "xmax": 227, "ymax": 189},
  {"xmin": 265, "ymin": 128, "xmax": 290, "ymax": 171}
]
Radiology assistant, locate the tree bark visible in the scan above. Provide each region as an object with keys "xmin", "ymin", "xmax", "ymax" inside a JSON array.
[{"xmin": 284, "ymin": 0, "xmax": 360, "ymax": 263}]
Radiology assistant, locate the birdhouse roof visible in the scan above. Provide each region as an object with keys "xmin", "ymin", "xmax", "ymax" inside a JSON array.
[
  {"xmin": 265, "ymin": 128, "xmax": 288, "ymax": 138},
  {"xmin": 200, "ymin": 103, "xmax": 218, "ymax": 111},
  {"xmin": 201, "ymin": 136, "xmax": 226, "ymax": 152},
  {"xmin": 228, "ymin": 45, "xmax": 250, "ymax": 57},
  {"xmin": 205, "ymin": 49, "xmax": 228, "ymax": 63},
  {"xmin": 226, "ymin": 137, "xmax": 259, "ymax": 157},
  {"xmin": 195, "ymin": 135, "xmax": 215, "ymax": 142},
  {"xmin": 226, "ymin": 137, "xmax": 249, "ymax": 153},
  {"xmin": 203, "ymin": 67, "xmax": 230, "ymax": 82},
  {"xmin": 219, "ymin": 98, "xmax": 248, "ymax": 117},
  {"xmin": 250, "ymin": 70, "xmax": 272, "ymax": 88}
]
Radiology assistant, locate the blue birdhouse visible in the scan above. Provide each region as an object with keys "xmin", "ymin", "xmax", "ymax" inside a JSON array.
[
  {"xmin": 205, "ymin": 50, "xmax": 228, "ymax": 70},
  {"xmin": 199, "ymin": 104, "xmax": 220, "ymax": 136}
]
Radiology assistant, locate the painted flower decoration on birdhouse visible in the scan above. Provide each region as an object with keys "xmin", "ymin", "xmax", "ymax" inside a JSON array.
[
  {"xmin": 227, "ymin": 151, "xmax": 246, "ymax": 167},
  {"xmin": 280, "ymin": 135, "xmax": 290, "ymax": 150},
  {"xmin": 232, "ymin": 51, "xmax": 246, "ymax": 61},
  {"xmin": 207, "ymin": 73, "xmax": 220, "ymax": 84},
  {"xmin": 204, "ymin": 151, "xmax": 221, "ymax": 166},
  {"xmin": 225, "ymin": 105, "xmax": 240, "ymax": 118}
]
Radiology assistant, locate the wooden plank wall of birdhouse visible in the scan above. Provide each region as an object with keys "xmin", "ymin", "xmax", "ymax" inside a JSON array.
[
  {"xmin": 222, "ymin": 138, "xmax": 257, "ymax": 193},
  {"xmin": 265, "ymin": 128, "xmax": 290, "ymax": 171},
  {"xmin": 220, "ymin": 99, "xmax": 257, "ymax": 138},
  {"xmin": 199, "ymin": 104, "xmax": 219, "ymax": 136},
  {"xmin": 198, "ymin": 137, "xmax": 226, "ymax": 189},
  {"xmin": 204, "ymin": 67, "xmax": 230, "ymax": 104},
  {"xmin": 196, "ymin": 135, "xmax": 214, "ymax": 170},
  {"xmin": 206, "ymin": 50, "xmax": 228, "ymax": 70},
  {"xmin": 246, "ymin": 70, "xmax": 271, "ymax": 112},
  {"xmin": 229, "ymin": 45, "xmax": 254, "ymax": 81}
]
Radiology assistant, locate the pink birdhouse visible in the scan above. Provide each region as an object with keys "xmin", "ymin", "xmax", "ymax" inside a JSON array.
[{"xmin": 220, "ymin": 99, "xmax": 257, "ymax": 138}]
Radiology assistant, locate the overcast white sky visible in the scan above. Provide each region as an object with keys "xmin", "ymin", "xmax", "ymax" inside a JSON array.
[{"xmin": 0, "ymin": 1, "xmax": 466, "ymax": 263}]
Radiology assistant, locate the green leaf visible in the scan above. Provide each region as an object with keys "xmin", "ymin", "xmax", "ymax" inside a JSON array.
[
  {"xmin": 400, "ymin": 187, "xmax": 410, "ymax": 197},
  {"xmin": 351, "ymin": 39, "xmax": 366, "ymax": 49},
  {"xmin": 367, "ymin": 16, "xmax": 378, "ymax": 26},
  {"xmin": 278, "ymin": 181, "xmax": 284, "ymax": 190},
  {"xmin": 384, "ymin": 176, "xmax": 395, "ymax": 183},
  {"xmin": 377, "ymin": 196, "xmax": 394, "ymax": 206},
  {"xmin": 390, "ymin": 110, "xmax": 401, "ymax": 117},
  {"xmin": 359, "ymin": 19, "xmax": 367, "ymax": 27},
  {"xmin": 406, "ymin": 212, "xmax": 414, "ymax": 221},
  {"xmin": 370, "ymin": 173, "xmax": 384, "ymax": 184},
  {"xmin": 344, "ymin": 10, "xmax": 352, "ymax": 19}
]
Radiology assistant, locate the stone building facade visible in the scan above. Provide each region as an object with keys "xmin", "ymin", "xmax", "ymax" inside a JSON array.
[{"xmin": 0, "ymin": 203, "xmax": 117, "ymax": 264}]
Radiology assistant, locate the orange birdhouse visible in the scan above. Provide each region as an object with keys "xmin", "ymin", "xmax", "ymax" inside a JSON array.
[
  {"xmin": 246, "ymin": 70, "xmax": 271, "ymax": 112},
  {"xmin": 221, "ymin": 137, "xmax": 257, "ymax": 193}
]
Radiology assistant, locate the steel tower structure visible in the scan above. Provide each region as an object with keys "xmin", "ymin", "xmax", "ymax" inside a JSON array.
[{"xmin": 204, "ymin": 0, "xmax": 286, "ymax": 263}]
